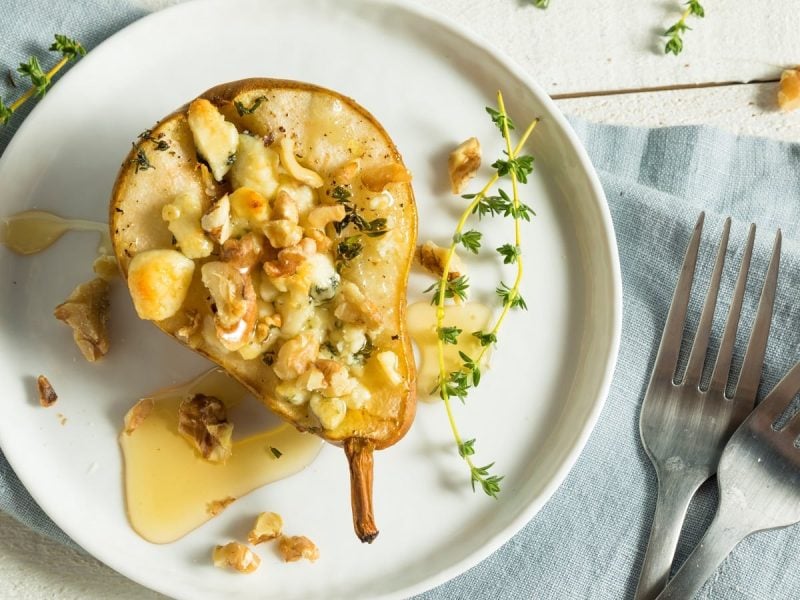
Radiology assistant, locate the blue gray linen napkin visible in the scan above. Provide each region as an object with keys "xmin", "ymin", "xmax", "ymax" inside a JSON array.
[{"xmin": 2, "ymin": 3, "xmax": 800, "ymax": 599}]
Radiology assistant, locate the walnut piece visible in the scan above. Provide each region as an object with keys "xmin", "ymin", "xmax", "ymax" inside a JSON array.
[
  {"xmin": 273, "ymin": 331, "xmax": 319, "ymax": 381},
  {"xmin": 272, "ymin": 190, "xmax": 300, "ymax": 224},
  {"xmin": 220, "ymin": 232, "xmax": 264, "ymax": 270},
  {"xmin": 123, "ymin": 397, "xmax": 154, "ymax": 434},
  {"xmin": 360, "ymin": 163, "xmax": 412, "ymax": 192},
  {"xmin": 416, "ymin": 241, "xmax": 465, "ymax": 281},
  {"xmin": 778, "ymin": 67, "xmax": 800, "ymax": 112},
  {"xmin": 333, "ymin": 282, "xmax": 382, "ymax": 330},
  {"xmin": 277, "ymin": 535, "xmax": 320, "ymax": 563},
  {"xmin": 207, "ymin": 496, "xmax": 236, "ymax": 516},
  {"xmin": 174, "ymin": 310, "xmax": 201, "ymax": 344},
  {"xmin": 53, "ymin": 277, "xmax": 110, "ymax": 362},
  {"xmin": 248, "ymin": 512, "xmax": 283, "ymax": 544},
  {"xmin": 178, "ymin": 394, "xmax": 233, "ymax": 463},
  {"xmin": 201, "ymin": 261, "xmax": 258, "ymax": 351},
  {"xmin": 332, "ymin": 159, "xmax": 360, "ymax": 184},
  {"xmin": 277, "ymin": 137, "xmax": 324, "ymax": 188},
  {"xmin": 37, "ymin": 375, "xmax": 57, "ymax": 407},
  {"xmin": 307, "ymin": 204, "xmax": 346, "ymax": 229},
  {"xmin": 212, "ymin": 542, "xmax": 260, "ymax": 574},
  {"xmin": 92, "ymin": 255, "xmax": 119, "ymax": 281},
  {"xmin": 448, "ymin": 137, "xmax": 481, "ymax": 194}
]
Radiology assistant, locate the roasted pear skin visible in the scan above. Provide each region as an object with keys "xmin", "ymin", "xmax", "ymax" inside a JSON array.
[{"xmin": 110, "ymin": 79, "xmax": 417, "ymax": 542}]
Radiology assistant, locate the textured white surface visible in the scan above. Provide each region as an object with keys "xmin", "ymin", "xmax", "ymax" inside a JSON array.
[{"xmin": 1, "ymin": 0, "xmax": 798, "ymax": 598}]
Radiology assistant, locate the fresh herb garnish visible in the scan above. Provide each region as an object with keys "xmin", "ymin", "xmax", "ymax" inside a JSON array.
[
  {"xmin": 663, "ymin": 0, "xmax": 704, "ymax": 55},
  {"xmin": 332, "ymin": 185, "xmax": 389, "ymax": 269},
  {"xmin": 234, "ymin": 95, "xmax": 267, "ymax": 116},
  {"xmin": 322, "ymin": 341, "xmax": 340, "ymax": 356},
  {"xmin": 269, "ymin": 446, "xmax": 283, "ymax": 459},
  {"xmin": 496, "ymin": 282, "xmax": 528, "ymax": 310},
  {"xmin": 50, "ymin": 34, "xmax": 87, "ymax": 60},
  {"xmin": 430, "ymin": 91, "xmax": 539, "ymax": 498},
  {"xmin": 531, "ymin": 0, "xmax": 550, "ymax": 7},
  {"xmin": 130, "ymin": 148, "xmax": 154, "ymax": 173},
  {"xmin": 485, "ymin": 106, "xmax": 515, "ymax": 133},
  {"xmin": 353, "ymin": 336, "xmax": 375, "ymax": 364},
  {"xmin": 424, "ymin": 275, "xmax": 470, "ymax": 305},
  {"xmin": 496, "ymin": 243, "xmax": 521, "ymax": 264},
  {"xmin": 453, "ymin": 229, "xmax": 482, "ymax": 254},
  {"xmin": 337, "ymin": 235, "xmax": 363, "ymax": 263},
  {"xmin": 438, "ymin": 326, "xmax": 462, "ymax": 345},
  {"xmin": 18, "ymin": 57, "xmax": 49, "ymax": 96},
  {"xmin": 472, "ymin": 330, "xmax": 498, "ymax": 347},
  {"xmin": 1, "ymin": 34, "xmax": 86, "ymax": 126},
  {"xmin": 491, "ymin": 153, "xmax": 534, "ymax": 184}
]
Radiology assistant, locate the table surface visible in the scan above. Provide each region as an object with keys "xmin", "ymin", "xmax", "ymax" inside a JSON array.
[{"xmin": 1, "ymin": 0, "xmax": 798, "ymax": 598}]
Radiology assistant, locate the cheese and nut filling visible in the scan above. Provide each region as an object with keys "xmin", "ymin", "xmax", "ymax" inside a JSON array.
[{"xmin": 127, "ymin": 98, "xmax": 410, "ymax": 432}]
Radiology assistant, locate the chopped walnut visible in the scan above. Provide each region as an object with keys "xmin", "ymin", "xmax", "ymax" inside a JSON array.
[
  {"xmin": 37, "ymin": 375, "xmax": 57, "ymax": 407},
  {"xmin": 221, "ymin": 232, "xmax": 264, "ymax": 269},
  {"xmin": 264, "ymin": 219, "xmax": 304, "ymax": 249},
  {"xmin": 360, "ymin": 163, "xmax": 412, "ymax": 192},
  {"xmin": 201, "ymin": 261, "xmax": 258, "ymax": 351},
  {"xmin": 278, "ymin": 137, "xmax": 324, "ymax": 188},
  {"xmin": 178, "ymin": 393, "xmax": 233, "ymax": 463},
  {"xmin": 332, "ymin": 159, "xmax": 360, "ymax": 184},
  {"xmin": 123, "ymin": 397, "xmax": 154, "ymax": 434},
  {"xmin": 263, "ymin": 238, "xmax": 316, "ymax": 278},
  {"xmin": 207, "ymin": 496, "xmax": 236, "ymax": 516},
  {"xmin": 315, "ymin": 359, "xmax": 357, "ymax": 397},
  {"xmin": 248, "ymin": 512, "xmax": 283, "ymax": 544},
  {"xmin": 272, "ymin": 190, "xmax": 300, "ymax": 224},
  {"xmin": 307, "ymin": 204, "xmax": 346, "ymax": 229},
  {"xmin": 778, "ymin": 67, "xmax": 800, "ymax": 112},
  {"xmin": 201, "ymin": 194, "xmax": 233, "ymax": 244},
  {"xmin": 212, "ymin": 542, "xmax": 261, "ymax": 574},
  {"xmin": 417, "ymin": 241, "xmax": 465, "ymax": 281},
  {"xmin": 273, "ymin": 331, "xmax": 320, "ymax": 381},
  {"xmin": 304, "ymin": 228, "xmax": 333, "ymax": 253},
  {"xmin": 277, "ymin": 535, "xmax": 320, "ymax": 563},
  {"xmin": 174, "ymin": 310, "xmax": 201, "ymax": 344},
  {"xmin": 53, "ymin": 277, "xmax": 110, "ymax": 362},
  {"xmin": 333, "ymin": 282, "xmax": 382, "ymax": 330},
  {"xmin": 448, "ymin": 137, "xmax": 481, "ymax": 194},
  {"xmin": 92, "ymin": 255, "xmax": 119, "ymax": 281}
]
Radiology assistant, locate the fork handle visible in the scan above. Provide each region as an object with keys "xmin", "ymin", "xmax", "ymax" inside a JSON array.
[
  {"xmin": 634, "ymin": 472, "xmax": 705, "ymax": 600},
  {"xmin": 656, "ymin": 512, "xmax": 749, "ymax": 600}
]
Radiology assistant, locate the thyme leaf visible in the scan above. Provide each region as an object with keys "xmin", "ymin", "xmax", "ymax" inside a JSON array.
[{"xmin": 234, "ymin": 95, "xmax": 267, "ymax": 116}]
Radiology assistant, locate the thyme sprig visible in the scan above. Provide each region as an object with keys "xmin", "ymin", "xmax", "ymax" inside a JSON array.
[
  {"xmin": 430, "ymin": 91, "xmax": 539, "ymax": 498},
  {"xmin": 663, "ymin": 0, "xmax": 704, "ymax": 55},
  {"xmin": 1, "ymin": 34, "xmax": 86, "ymax": 125},
  {"xmin": 332, "ymin": 184, "xmax": 389, "ymax": 270}
]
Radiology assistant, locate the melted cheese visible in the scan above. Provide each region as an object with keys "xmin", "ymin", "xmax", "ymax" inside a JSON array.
[
  {"xmin": 230, "ymin": 134, "xmax": 281, "ymax": 200},
  {"xmin": 186, "ymin": 99, "xmax": 238, "ymax": 182},
  {"xmin": 127, "ymin": 249, "xmax": 195, "ymax": 321}
]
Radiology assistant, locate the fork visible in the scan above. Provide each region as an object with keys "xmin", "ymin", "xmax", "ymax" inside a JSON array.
[
  {"xmin": 658, "ymin": 358, "xmax": 800, "ymax": 599},
  {"xmin": 634, "ymin": 213, "xmax": 782, "ymax": 600}
]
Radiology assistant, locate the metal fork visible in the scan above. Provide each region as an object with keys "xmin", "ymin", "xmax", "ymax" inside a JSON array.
[
  {"xmin": 658, "ymin": 359, "xmax": 800, "ymax": 599},
  {"xmin": 634, "ymin": 213, "xmax": 782, "ymax": 600}
]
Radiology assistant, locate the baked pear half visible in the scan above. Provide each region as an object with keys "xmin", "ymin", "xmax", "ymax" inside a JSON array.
[{"xmin": 110, "ymin": 79, "xmax": 417, "ymax": 543}]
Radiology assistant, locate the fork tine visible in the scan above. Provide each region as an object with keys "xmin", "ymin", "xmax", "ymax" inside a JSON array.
[
  {"xmin": 651, "ymin": 213, "xmax": 705, "ymax": 381},
  {"xmin": 684, "ymin": 218, "xmax": 731, "ymax": 386},
  {"xmin": 733, "ymin": 230, "xmax": 782, "ymax": 404},
  {"xmin": 755, "ymin": 361, "xmax": 800, "ymax": 425},
  {"xmin": 782, "ymin": 411, "xmax": 800, "ymax": 441},
  {"xmin": 708, "ymin": 224, "xmax": 756, "ymax": 393}
]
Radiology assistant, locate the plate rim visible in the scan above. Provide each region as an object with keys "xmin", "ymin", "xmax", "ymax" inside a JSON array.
[{"xmin": 0, "ymin": 0, "xmax": 623, "ymax": 598}]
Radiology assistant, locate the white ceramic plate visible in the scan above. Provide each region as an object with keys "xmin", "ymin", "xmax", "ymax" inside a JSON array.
[{"xmin": 0, "ymin": 0, "xmax": 621, "ymax": 598}]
